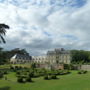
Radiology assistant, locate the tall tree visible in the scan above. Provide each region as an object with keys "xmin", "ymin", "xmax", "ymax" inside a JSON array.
[
  {"xmin": 0, "ymin": 24, "xmax": 9, "ymax": 43},
  {"xmin": 71, "ymin": 50, "xmax": 90, "ymax": 64}
]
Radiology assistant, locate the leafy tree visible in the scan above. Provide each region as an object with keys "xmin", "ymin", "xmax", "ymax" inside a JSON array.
[
  {"xmin": 71, "ymin": 50, "xmax": 90, "ymax": 64},
  {"xmin": 0, "ymin": 24, "xmax": 9, "ymax": 43},
  {"xmin": 0, "ymin": 24, "xmax": 9, "ymax": 64},
  {"xmin": 9, "ymin": 48, "xmax": 31, "ymax": 58},
  {"xmin": 0, "ymin": 48, "xmax": 9, "ymax": 64},
  {"xmin": 0, "ymin": 48, "xmax": 31, "ymax": 65}
]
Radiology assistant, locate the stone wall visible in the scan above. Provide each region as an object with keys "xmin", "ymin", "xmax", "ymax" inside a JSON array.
[
  {"xmin": 80, "ymin": 65, "xmax": 90, "ymax": 71},
  {"xmin": 36, "ymin": 63, "xmax": 64, "ymax": 70}
]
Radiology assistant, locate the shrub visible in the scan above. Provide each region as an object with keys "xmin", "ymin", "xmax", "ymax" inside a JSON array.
[
  {"xmin": 0, "ymin": 72, "xmax": 4, "ymax": 78},
  {"xmin": 19, "ymin": 66, "xmax": 23, "ymax": 69},
  {"xmin": 31, "ymin": 63, "xmax": 36, "ymax": 69},
  {"xmin": 84, "ymin": 71, "xmax": 87, "ymax": 74},
  {"xmin": 22, "ymin": 75, "xmax": 27, "ymax": 78},
  {"xmin": 16, "ymin": 71, "xmax": 21, "ymax": 75},
  {"xmin": 3, "ymin": 71, "xmax": 8, "ymax": 74},
  {"xmin": 56, "ymin": 70, "xmax": 70, "ymax": 75},
  {"xmin": 23, "ymin": 72, "xmax": 28, "ymax": 75},
  {"xmin": 78, "ymin": 71, "xmax": 82, "ymax": 74},
  {"xmin": 26, "ymin": 70, "xmax": 30, "ymax": 72},
  {"xmin": 44, "ymin": 75, "xmax": 49, "ymax": 80},
  {"xmin": 17, "ymin": 77, "xmax": 24, "ymax": 83},
  {"xmin": 17, "ymin": 75, "xmax": 27, "ymax": 78},
  {"xmin": 29, "ymin": 72, "xmax": 34, "ymax": 77},
  {"xmin": 50, "ymin": 75, "xmax": 57, "ymax": 79},
  {"xmin": 23, "ymin": 67, "xmax": 28, "ymax": 70},
  {"xmin": 26, "ymin": 77, "xmax": 32, "ymax": 82},
  {"xmin": 15, "ymin": 66, "xmax": 20, "ymax": 70},
  {"xmin": 64, "ymin": 64, "xmax": 70, "ymax": 70},
  {"xmin": 33, "ymin": 72, "xmax": 40, "ymax": 78},
  {"xmin": 10, "ymin": 66, "xmax": 14, "ymax": 69},
  {"xmin": 78, "ymin": 70, "xmax": 87, "ymax": 74}
]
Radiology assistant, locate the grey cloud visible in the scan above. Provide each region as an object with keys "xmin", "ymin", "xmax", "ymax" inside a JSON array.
[{"xmin": 0, "ymin": 0, "xmax": 90, "ymax": 55}]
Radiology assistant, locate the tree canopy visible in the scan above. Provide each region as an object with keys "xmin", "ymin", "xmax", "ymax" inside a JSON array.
[
  {"xmin": 71, "ymin": 50, "xmax": 90, "ymax": 64},
  {"xmin": 0, "ymin": 48, "xmax": 30, "ymax": 65},
  {"xmin": 0, "ymin": 24, "xmax": 9, "ymax": 43}
]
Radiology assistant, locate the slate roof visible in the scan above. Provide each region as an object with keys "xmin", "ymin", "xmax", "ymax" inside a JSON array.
[
  {"xmin": 11, "ymin": 53, "xmax": 31, "ymax": 60},
  {"xmin": 47, "ymin": 48, "xmax": 70, "ymax": 55}
]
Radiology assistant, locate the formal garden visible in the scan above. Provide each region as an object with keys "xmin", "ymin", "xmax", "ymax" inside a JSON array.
[{"xmin": 0, "ymin": 64, "xmax": 89, "ymax": 90}]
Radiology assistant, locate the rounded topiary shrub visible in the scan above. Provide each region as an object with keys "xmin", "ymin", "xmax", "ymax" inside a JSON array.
[
  {"xmin": 17, "ymin": 77, "xmax": 24, "ymax": 83},
  {"xmin": 3, "ymin": 71, "xmax": 8, "ymax": 74},
  {"xmin": 0, "ymin": 72, "xmax": 4, "ymax": 78},
  {"xmin": 50, "ymin": 75, "xmax": 57, "ymax": 79},
  {"xmin": 44, "ymin": 75, "xmax": 49, "ymax": 80},
  {"xmin": 16, "ymin": 71, "xmax": 21, "ymax": 75},
  {"xmin": 10, "ymin": 66, "xmax": 14, "ymax": 70},
  {"xmin": 78, "ymin": 70, "xmax": 87, "ymax": 74},
  {"xmin": 78, "ymin": 71, "xmax": 82, "ymax": 74},
  {"xmin": 26, "ymin": 77, "xmax": 32, "ymax": 82},
  {"xmin": 29, "ymin": 72, "xmax": 34, "ymax": 78},
  {"xmin": 83, "ymin": 70, "xmax": 87, "ymax": 74}
]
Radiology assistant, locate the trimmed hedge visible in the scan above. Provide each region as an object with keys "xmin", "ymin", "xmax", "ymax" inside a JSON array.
[{"xmin": 78, "ymin": 70, "xmax": 87, "ymax": 74}]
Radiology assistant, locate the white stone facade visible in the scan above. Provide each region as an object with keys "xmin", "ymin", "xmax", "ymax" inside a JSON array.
[
  {"xmin": 10, "ymin": 48, "xmax": 71, "ymax": 65},
  {"xmin": 32, "ymin": 48, "xmax": 71, "ymax": 64},
  {"xmin": 32, "ymin": 56, "xmax": 48, "ymax": 64}
]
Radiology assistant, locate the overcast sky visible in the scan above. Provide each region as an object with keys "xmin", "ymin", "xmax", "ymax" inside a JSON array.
[{"xmin": 0, "ymin": 0, "xmax": 90, "ymax": 55}]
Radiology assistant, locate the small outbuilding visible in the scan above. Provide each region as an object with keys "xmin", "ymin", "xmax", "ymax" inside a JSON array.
[{"xmin": 10, "ymin": 53, "xmax": 32, "ymax": 64}]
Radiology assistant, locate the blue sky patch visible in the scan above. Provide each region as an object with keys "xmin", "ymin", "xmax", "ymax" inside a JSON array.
[
  {"xmin": 44, "ymin": 31, "xmax": 52, "ymax": 36},
  {"xmin": 62, "ymin": 34, "xmax": 78, "ymax": 40},
  {"xmin": 0, "ymin": 0, "xmax": 86, "ymax": 9}
]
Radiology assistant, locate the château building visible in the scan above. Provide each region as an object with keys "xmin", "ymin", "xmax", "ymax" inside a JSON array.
[
  {"xmin": 32, "ymin": 48, "xmax": 71, "ymax": 64},
  {"xmin": 10, "ymin": 48, "xmax": 71, "ymax": 69}
]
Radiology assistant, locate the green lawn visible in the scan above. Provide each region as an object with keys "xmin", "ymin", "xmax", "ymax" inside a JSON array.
[
  {"xmin": 0, "ymin": 71, "xmax": 90, "ymax": 90},
  {"xmin": 0, "ymin": 64, "xmax": 31, "ymax": 69}
]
